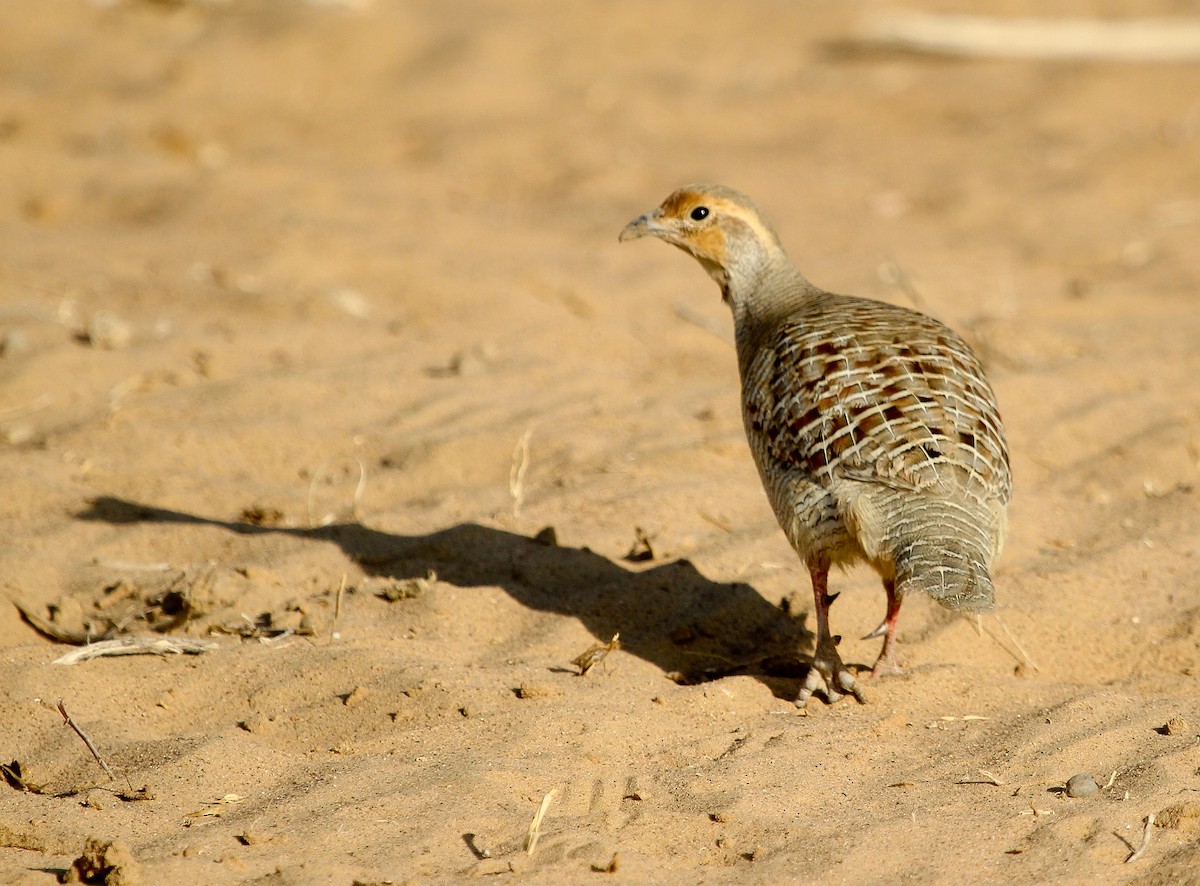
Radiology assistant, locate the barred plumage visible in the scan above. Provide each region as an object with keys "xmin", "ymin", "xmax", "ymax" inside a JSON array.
[{"xmin": 620, "ymin": 184, "xmax": 1011, "ymax": 704}]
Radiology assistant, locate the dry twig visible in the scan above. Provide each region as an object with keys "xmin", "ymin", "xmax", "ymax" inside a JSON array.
[
  {"xmin": 52, "ymin": 637, "xmax": 217, "ymax": 664},
  {"xmin": 1125, "ymin": 814, "xmax": 1156, "ymax": 864},
  {"xmin": 330, "ymin": 574, "xmax": 346, "ymax": 642},
  {"xmin": 57, "ymin": 700, "xmax": 118, "ymax": 784},
  {"xmin": 509, "ymin": 428, "xmax": 533, "ymax": 516},
  {"xmin": 11, "ymin": 598, "xmax": 112, "ymax": 645}
]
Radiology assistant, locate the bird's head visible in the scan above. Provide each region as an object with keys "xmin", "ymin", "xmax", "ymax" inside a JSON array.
[{"xmin": 618, "ymin": 184, "xmax": 787, "ymax": 303}]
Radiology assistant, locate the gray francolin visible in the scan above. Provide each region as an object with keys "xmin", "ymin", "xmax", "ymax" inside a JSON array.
[{"xmin": 620, "ymin": 184, "xmax": 1011, "ymax": 704}]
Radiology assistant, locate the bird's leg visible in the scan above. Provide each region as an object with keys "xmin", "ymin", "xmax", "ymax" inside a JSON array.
[
  {"xmin": 866, "ymin": 577, "xmax": 903, "ymax": 677},
  {"xmin": 796, "ymin": 562, "xmax": 867, "ymax": 706}
]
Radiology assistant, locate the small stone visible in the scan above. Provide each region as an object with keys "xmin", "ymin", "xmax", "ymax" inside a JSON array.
[
  {"xmin": 514, "ymin": 683, "xmax": 561, "ymax": 699},
  {"xmin": 238, "ymin": 714, "xmax": 270, "ymax": 734},
  {"xmin": 66, "ymin": 837, "xmax": 141, "ymax": 885},
  {"xmin": 1163, "ymin": 716, "xmax": 1189, "ymax": 736},
  {"xmin": 328, "ymin": 286, "xmax": 371, "ymax": 319},
  {"xmin": 1065, "ymin": 772, "xmax": 1099, "ymax": 797},
  {"xmin": 2, "ymin": 423, "xmax": 34, "ymax": 445},
  {"xmin": 0, "ymin": 329, "xmax": 30, "ymax": 358},
  {"xmin": 623, "ymin": 777, "xmax": 648, "ymax": 802},
  {"xmin": 1157, "ymin": 800, "xmax": 1200, "ymax": 831},
  {"xmin": 343, "ymin": 686, "xmax": 369, "ymax": 707},
  {"xmin": 86, "ymin": 311, "xmax": 134, "ymax": 350}
]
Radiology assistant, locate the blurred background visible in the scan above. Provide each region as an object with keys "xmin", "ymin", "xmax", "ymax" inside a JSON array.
[{"xmin": 2, "ymin": 2, "xmax": 1200, "ymax": 882}]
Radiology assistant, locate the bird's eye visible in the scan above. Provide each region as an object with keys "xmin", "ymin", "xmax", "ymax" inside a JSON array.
[{"xmin": 689, "ymin": 206, "xmax": 710, "ymax": 221}]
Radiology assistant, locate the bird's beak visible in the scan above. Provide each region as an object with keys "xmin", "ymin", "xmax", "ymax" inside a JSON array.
[{"xmin": 618, "ymin": 209, "xmax": 670, "ymax": 243}]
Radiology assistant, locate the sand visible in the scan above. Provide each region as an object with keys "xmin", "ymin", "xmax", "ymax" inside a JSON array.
[{"xmin": 2, "ymin": 1, "xmax": 1199, "ymax": 883}]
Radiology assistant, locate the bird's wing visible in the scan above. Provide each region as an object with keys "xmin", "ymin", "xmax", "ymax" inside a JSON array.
[{"xmin": 743, "ymin": 304, "xmax": 1011, "ymax": 504}]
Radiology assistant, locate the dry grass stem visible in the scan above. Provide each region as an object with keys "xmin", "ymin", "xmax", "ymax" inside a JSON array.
[
  {"xmin": 524, "ymin": 788, "xmax": 557, "ymax": 855},
  {"xmin": 1125, "ymin": 814, "xmax": 1156, "ymax": 863},
  {"xmin": 982, "ymin": 613, "xmax": 1040, "ymax": 672},
  {"xmin": 861, "ymin": 14, "xmax": 1200, "ymax": 62},
  {"xmin": 956, "ymin": 770, "xmax": 1005, "ymax": 786},
  {"xmin": 52, "ymin": 637, "xmax": 217, "ymax": 664},
  {"xmin": 307, "ymin": 456, "xmax": 367, "ymax": 527},
  {"xmin": 92, "ymin": 559, "xmax": 175, "ymax": 572},
  {"xmin": 330, "ymin": 573, "xmax": 346, "ymax": 642},
  {"xmin": 57, "ymin": 700, "xmax": 118, "ymax": 783},
  {"xmin": 1019, "ymin": 799, "xmax": 1053, "ymax": 817},
  {"xmin": 509, "ymin": 428, "xmax": 533, "ymax": 517}
]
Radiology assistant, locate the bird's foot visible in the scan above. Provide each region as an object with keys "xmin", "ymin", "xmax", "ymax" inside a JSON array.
[
  {"xmin": 864, "ymin": 613, "xmax": 902, "ymax": 679},
  {"xmin": 870, "ymin": 653, "xmax": 903, "ymax": 679},
  {"xmin": 796, "ymin": 636, "xmax": 867, "ymax": 706}
]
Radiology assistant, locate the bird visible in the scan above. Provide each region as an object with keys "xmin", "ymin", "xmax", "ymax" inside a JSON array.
[{"xmin": 619, "ymin": 184, "xmax": 1011, "ymax": 704}]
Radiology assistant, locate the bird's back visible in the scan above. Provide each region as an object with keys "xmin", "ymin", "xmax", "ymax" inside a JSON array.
[{"xmin": 739, "ymin": 290, "xmax": 1011, "ymax": 610}]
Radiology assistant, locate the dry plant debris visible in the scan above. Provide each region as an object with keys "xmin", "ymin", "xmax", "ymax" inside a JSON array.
[
  {"xmin": 623, "ymin": 526, "xmax": 656, "ymax": 562},
  {"xmin": 52, "ymin": 637, "xmax": 217, "ymax": 665},
  {"xmin": 572, "ymin": 633, "xmax": 621, "ymax": 675},
  {"xmin": 1125, "ymin": 813, "xmax": 1156, "ymax": 864},
  {"xmin": 524, "ymin": 789, "xmax": 557, "ymax": 856},
  {"xmin": 57, "ymin": 700, "xmax": 117, "ymax": 784},
  {"xmin": 375, "ymin": 570, "xmax": 437, "ymax": 602},
  {"xmin": 955, "ymin": 770, "xmax": 1005, "ymax": 786},
  {"xmin": 1, "ymin": 759, "xmax": 45, "ymax": 794},
  {"xmin": 509, "ymin": 427, "xmax": 533, "ymax": 516},
  {"xmin": 859, "ymin": 13, "xmax": 1200, "ymax": 62},
  {"xmin": 185, "ymin": 793, "xmax": 244, "ymax": 823},
  {"xmin": 11, "ymin": 597, "xmax": 114, "ymax": 645},
  {"xmin": 307, "ymin": 455, "xmax": 366, "ymax": 527}
]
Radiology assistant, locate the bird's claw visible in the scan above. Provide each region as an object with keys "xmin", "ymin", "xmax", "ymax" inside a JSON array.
[
  {"xmin": 795, "ymin": 638, "xmax": 868, "ymax": 706},
  {"xmin": 862, "ymin": 619, "xmax": 888, "ymax": 641}
]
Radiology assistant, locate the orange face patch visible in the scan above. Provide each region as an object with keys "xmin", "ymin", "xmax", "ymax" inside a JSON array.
[
  {"xmin": 687, "ymin": 223, "xmax": 728, "ymax": 265},
  {"xmin": 659, "ymin": 188, "xmax": 706, "ymax": 218}
]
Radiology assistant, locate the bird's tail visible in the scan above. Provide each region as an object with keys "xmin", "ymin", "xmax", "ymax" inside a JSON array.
[{"xmin": 893, "ymin": 524, "xmax": 997, "ymax": 613}]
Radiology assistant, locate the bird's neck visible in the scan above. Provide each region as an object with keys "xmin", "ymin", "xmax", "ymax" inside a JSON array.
[{"xmin": 725, "ymin": 251, "xmax": 817, "ymax": 365}]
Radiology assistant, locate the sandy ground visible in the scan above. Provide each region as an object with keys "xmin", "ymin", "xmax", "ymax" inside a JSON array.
[{"xmin": 2, "ymin": 1, "xmax": 1200, "ymax": 883}]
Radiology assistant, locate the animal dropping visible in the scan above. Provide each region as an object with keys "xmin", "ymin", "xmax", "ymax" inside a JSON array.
[{"xmin": 621, "ymin": 184, "xmax": 1011, "ymax": 705}]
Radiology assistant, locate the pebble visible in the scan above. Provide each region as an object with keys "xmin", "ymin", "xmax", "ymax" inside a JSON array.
[
  {"xmin": 86, "ymin": 311, "xmax": 134, "ymax": 350},
  {"xmin": 0, "ymin": 329, "xmax": 30, "ymax": 358},
  {"xmin": 1065, "ymin": 772, "xmax": 1099, "ymax": 797},
  {"xmin": 1163, "ymin": 716, "xmax": 1189, "ymax": 736}
]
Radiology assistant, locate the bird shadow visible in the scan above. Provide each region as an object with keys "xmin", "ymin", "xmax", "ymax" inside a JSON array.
[{"xmin": 76, "ymin": 496, "xmax": 815, "ymax": 702}]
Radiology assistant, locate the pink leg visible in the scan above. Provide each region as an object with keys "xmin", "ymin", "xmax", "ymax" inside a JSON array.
[
  {"xmin": 869, "ymin": 578, "xmax": 903, "ymax": 677},
  {"xmin": 796, "ymin": 561, "xmax": 867, "ymax": 706}
]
